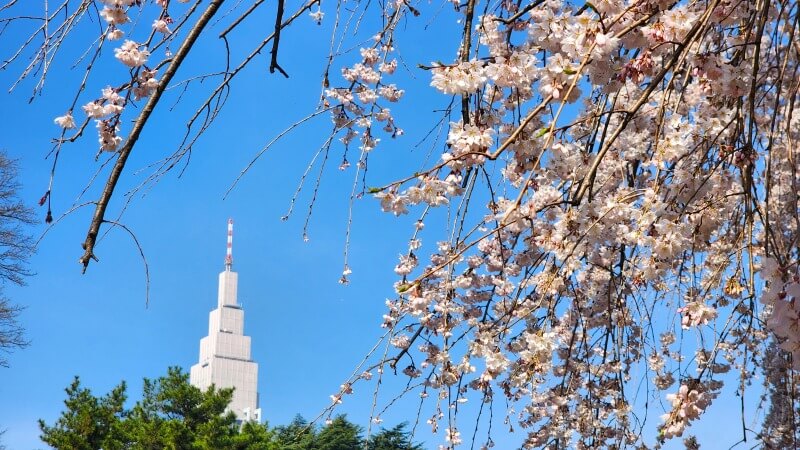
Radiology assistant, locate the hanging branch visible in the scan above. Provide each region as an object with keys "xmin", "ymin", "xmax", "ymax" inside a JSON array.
[
  {"xmin": 269, "ymin": 0, "xmax": 290, "ymax": 78},
  {"xmin": 79, "ymin": 0, "xmax": 226, "ymax": 271}
]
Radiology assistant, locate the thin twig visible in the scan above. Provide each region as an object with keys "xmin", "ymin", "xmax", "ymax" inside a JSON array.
[{"xmin": 103, "ymin": 219, "xmax": 150, "ymax": 307}]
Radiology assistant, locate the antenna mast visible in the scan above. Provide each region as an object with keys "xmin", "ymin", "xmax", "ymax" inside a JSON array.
[{"xmin": 225, "ymin": 218, "xmax": 233, "ymax": 271}]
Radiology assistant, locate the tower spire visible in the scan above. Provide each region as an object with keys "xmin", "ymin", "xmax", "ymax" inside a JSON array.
[
  {"xmin": 225, "ymin": 218, "xmax": 233, "ymax": 271},
  {"xmin": 191, "ymin": 218, "xmax": 260, "ymax": 423}
]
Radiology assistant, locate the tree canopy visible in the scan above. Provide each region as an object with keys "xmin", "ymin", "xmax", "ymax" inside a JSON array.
[
  {"xmin": 41, "ymin": 368, "xmax": 424, "ymax": 449},
  {"xmin": 40, "ymin": 367, "xmax": 255, "ymax": 449},
  {"xmin": 38, "ymin": 377, "xmax": 127, "ymax": 450},
  {"xmin": 5, "ymin": 0, "xmax": 800, "ymax": 447}
]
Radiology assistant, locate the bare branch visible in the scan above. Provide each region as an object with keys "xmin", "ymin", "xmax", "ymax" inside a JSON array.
[{"xmin": 79, "ymin": 0, "xmax": 226, "ymax": 271}]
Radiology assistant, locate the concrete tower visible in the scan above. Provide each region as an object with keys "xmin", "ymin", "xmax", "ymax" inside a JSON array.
[{"xmin": 190, "ymin": 219, "xmax": 261, "ymax": 422}]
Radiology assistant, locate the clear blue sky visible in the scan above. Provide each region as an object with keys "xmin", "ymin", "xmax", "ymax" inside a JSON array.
[{"xmin": 0, "ymin": 2, "xmax": 764, "ymax": 449}]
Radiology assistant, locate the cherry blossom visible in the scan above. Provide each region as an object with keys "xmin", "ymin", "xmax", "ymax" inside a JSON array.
[
  {"xmin": 133, "ymin": 70, "xmax": 159, "ymax": 100},
  {"xmin": 53, "ymin": 113, "xmax": 75, "ymax": 129},
  {"xmin": 114, "ymin": 40, "xmax": 149, "ymax": 68},
  {"xmin": 660, "ymin": 382, "xmax": 718, "ymax": 439},
  {"xmin": 96, "ymin": 120, "xmax": 122, "ymax": 152},
  {"xmin": 106, "ymin": 29, "xmax": 125, "ymax": 41},
  {"xmin": 99, "ymin": 7, "xmax": 129, "ymax": 25},
  {"xmin": 309, "ymin": 9, "xmax": 324, "ymax": 24},
  {"xmin": 678, "ymin": 302, "xmax": 718, "ymax": 329},
  {"xmin": 152, "ymin": 19, "xmax": 171, "ymax": 35}
]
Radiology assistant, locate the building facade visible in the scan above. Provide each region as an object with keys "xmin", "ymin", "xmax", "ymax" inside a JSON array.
[{"xmin": 190, "ymin": 220, "xmax": 261, "ymax": 422}]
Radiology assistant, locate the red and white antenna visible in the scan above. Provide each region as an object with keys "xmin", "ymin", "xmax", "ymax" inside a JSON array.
[{"xmin": 225, "ymin": 218, "xmax": 234, "ymax": 271}]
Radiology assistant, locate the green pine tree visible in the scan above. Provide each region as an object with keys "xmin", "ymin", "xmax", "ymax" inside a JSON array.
[
  {"xmin": 315, "ymin": 415, "xmax": 363, "ymax": 450},
  {"xmin": 39, "ymin": 377, "xmax": 127, "ymax": 450},
  {"xmin": 40, "ymin": 367, "xmax": 277, "ymax": 450},
  {"xmin": 273, "ymin": 414, "xmax": 317, "ymax": 450},
  {"xmin": 366, "ymin": 423, "xmax": 424, "ymax": 450}
]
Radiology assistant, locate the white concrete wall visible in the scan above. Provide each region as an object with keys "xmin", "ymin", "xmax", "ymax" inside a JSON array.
[
  {"xmin": 210, "ymin": 358, "xmax": 259, "ymax": 419},
  {"xmin": 217, "ymin": 271, "xmax": 238, "ymax": 307},
  {"xmin": 208, "ymin": 307, "xmax": 244, "ymax": 336}
]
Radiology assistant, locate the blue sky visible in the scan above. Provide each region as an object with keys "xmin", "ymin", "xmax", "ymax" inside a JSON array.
[{"xmin": 0, "ymin": 1, "xmax": 767, "ymax": 449}]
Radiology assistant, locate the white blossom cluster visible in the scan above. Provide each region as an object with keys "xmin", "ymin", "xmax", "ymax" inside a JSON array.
[
  {"xmin": 761, "ymin": 258, "xmax": 800, "ymax": 365},
  {"xmin": 430, "ymin": 60, "xmax": 488, "ymax": 95},
  {"xmin": 52, "ymin": 0, "xmax": 179, "ymax": 152},
  {"xmin": 678, "ymin": 302, "xmax": 718, "ymax": 329},
  {"xmin": 352, "ymin": 0, "xmax": 793, "ymax": 447},
  {"xmin": 660, "ymin": 382, "xmax": 718, "ymax": 439},
  {"xmin": 325, "ymin": 38, "xmax": 405, "ymax": 161},
  {"xmin": 444, "ymin": 123, "xmax": 494, "ymax": 169},
  {"xmin": 83, "ymin": 87, "xmax": 127, "ymax": 152},
  {"xmin": 114, "ymin": 40, "xmax": 149, "ymax": 67}
]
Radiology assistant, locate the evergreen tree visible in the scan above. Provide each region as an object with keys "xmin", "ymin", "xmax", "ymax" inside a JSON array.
[
  {"xmin": 41, "ymin": 371, "xmax": 425, "ymax": 449},
  {"xmin": 273, "ymin": 414, "xmax": 316, "ymax": 450},
  {"xmin": 40, "ymin": 367, "xmax": 274, "ymax": 449},
  {"xmin": 233, "ymin": 421, "xmax": 280, "ymax": 450},
  {"xmin": 366, "ymin": 423, "xmax": 424, "ymax": 450},
  {"xmin": 315, "ymin": 415, "xmax": 363, "ymax": 450},
  {"xmin": 38, "ymin": 377, "xmax": 127, "ymax": 450},
  {"xmin": 122, "ymin": 367, "xmax": 240, "ymax": 448}
]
